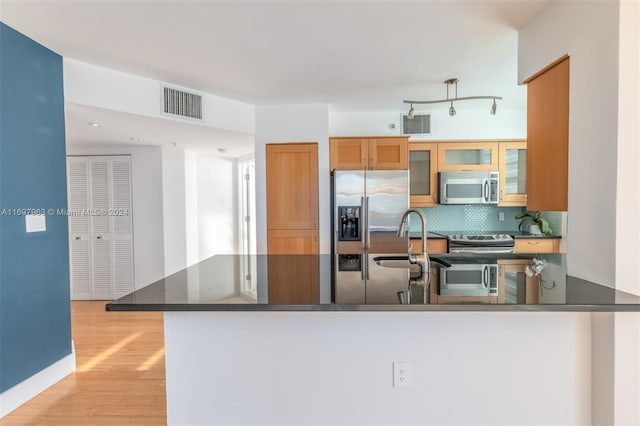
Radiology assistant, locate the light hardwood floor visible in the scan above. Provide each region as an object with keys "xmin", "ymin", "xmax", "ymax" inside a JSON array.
[{"xmin": 2, "ymin": 301, "xmax": 166, "ymax": 425}]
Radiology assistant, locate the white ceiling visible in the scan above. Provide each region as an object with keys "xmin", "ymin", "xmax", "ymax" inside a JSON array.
[{"xmin": 0, "ymin": 0, "xmax": 549, "ymax": 155}]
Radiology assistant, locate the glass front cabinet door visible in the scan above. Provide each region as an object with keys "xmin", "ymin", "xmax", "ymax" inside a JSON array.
[
  {"xmin": 437, "ymin": 142, "xmax": 499, "ymax": 171},
  {"xmin": 409, "ymin": 142, "xmax": 438, "ymax": 207},
  {"xmin": 498, "ymin": 141, "xmax": 527, "ymax": 206}
]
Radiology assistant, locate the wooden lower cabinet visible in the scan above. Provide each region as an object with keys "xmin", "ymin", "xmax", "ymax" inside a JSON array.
[
  {"xmin": 498, "ymin": 259, "xmax": 539, "ymax": 304},
  {"xmin": 410, "ymin": 238, "xmax": 447, "ymax": 254},
  {"xmin": 267, "ymin": 252, "xmax": 319, "ymax": 305},
  {"xmin": 515, "ymin": 238, "xmax": 560, "ymax": 253},
  {"xmin": 267, "ymin": 230, "xmax": 319, "ymax": 255}
]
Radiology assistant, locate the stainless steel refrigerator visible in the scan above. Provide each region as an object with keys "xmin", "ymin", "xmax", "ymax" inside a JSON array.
[{"xmin": 332, "ymin": 170, "xmax": 410, "ymax": 303}]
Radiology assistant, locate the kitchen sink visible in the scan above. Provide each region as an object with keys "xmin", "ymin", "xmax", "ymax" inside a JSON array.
[
  {"xmin": 373, "ymin": 255, "xmax": 416, "ymax": 269},
  {"xmin": 373, "ymin": 255, "xmax": 451, "ymax": 270}
]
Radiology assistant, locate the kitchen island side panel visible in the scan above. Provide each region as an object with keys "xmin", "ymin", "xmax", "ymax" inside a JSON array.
[{"xmin": 164, "ymin": 311, "xmax": 590, "ymax": 426}]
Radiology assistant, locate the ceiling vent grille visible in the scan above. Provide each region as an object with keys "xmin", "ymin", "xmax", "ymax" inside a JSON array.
[
  {"xmin": 402, "ymin": 114, "xmax": 431, "ymax": 134},
  {"xmin": 162, "ymin": 86, "xmax": 202, "ymax": 120}
]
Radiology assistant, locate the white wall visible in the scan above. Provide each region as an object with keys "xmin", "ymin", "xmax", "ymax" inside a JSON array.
[
  {"xmin": 329, "ymin": 106, "xmax": 526, "ymax": 140},
  {"xmin": 613, "ymin": 3, "xmax": 640, "ymax": 425},
  {"xmin": 63, "ymin": 58, "xmax": 255, "ymax": 134},
  {"xmin": 254, "ymin": 104, "xmax": 330, "ymax": 255},
  {"xmin": 615, "ymin": 0, "xmax": 640, "ymax": 295},
  {"xmin": 518, "ymin": 1, "xmax": 619, "ymax": 287},
  {"xmin": 161, "ymin": 146, "xmax": 188, "ymax": 276},
  {"xmin": 185, "ymin": 150, "xmax": 200, "ymax": 266},
  {"xmin": 165, "ymin": 311, "xmax": 591, "ymax": 426},
  {"xmin": 67, "ymin": 145, "xmax": 165, "ymax": 289},
  {"xmin": 520, "ymin": 2, "xmax": 640, "ymax": 425}
]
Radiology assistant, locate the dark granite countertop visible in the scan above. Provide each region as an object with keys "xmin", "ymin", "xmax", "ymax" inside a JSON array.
[{"xmin": 106, "ymin": 254, "xmax": 640, "ymax": 312}]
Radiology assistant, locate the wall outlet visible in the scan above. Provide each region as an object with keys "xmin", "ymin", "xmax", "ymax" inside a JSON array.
[
  {"xmin": 498, "ymin": 211, "xmax": 505, "ymax": 222},
  {"xmin": 393, "ymin": 362, "xmax": 410, "ymax": 388}
]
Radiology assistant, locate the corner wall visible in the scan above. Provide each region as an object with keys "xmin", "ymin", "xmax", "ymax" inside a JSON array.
[
  {"xmin": 0, "ymin": 21, "xmax": 73, "ymax": 405},
  {"xmin": 518, "ymin": 1, "xmax": 619, "ymax": 286}
]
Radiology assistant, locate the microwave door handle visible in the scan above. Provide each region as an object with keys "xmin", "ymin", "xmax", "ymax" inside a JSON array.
[
  {"xmin": 483, "ymin": 179, "xmax": 489, "ymax": 203},
  {"xmin": 483, "ymin": 266, "xmax": 489, "ymax": 288}
]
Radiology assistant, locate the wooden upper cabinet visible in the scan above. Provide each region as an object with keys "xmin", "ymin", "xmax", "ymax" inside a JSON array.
[
  {"xmin": 437, "ymin": 142, "xmax": 499, "ymax": 171},
  {"xmin": 329, "ymin": 138, "xmax": 368, "ymax": 170},
  {"xmin": 368, "ymin": 137, "xmax": 408, "ymax": 170},
  {"xmin": 266, "ymin": 143, "xmax": 319, "ymax": 230},
  {"xmin": 498, "ymin": 141, "xmax": 528, "ymax": 207},
  {"xmin": 330, "ymin": 136, "xmax": 408, "ymax": 170},
  {"xmin": 409, "ymin": 142, "xmax": 438, "ymax": 207},
  {"xmin": 525, "ymin": 55, "xmax": 569, "ymax": 212}
]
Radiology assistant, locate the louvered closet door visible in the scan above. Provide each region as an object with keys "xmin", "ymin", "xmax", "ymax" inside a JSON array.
[
  {"xmin": 89, "ymin": 159, "xmax": 113, "ymax": 299},
  {"xmin": 110, "ymin": 159, "xmax": 134, "ymax": 298},
  {"xmin": 67, "ymin": 159, "xmax": 91, "ymax": 300},
  {"xmin": 67, "ymin": 156, "xmax": 134, "ymax": 300}
]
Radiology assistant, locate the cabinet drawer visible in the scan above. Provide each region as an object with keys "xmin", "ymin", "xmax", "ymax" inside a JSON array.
[
  {"xmin": 410, "ymin": 238, "xmax": 447, "ymax": 254},
  {"xmin": 515, "ymin": 238, "xmax": 560, "ymax": 253}
]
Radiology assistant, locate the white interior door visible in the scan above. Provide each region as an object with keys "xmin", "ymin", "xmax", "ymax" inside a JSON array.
[{"xmin": 67, "ymin": 156, "xmax": 134, "ymax": 300}]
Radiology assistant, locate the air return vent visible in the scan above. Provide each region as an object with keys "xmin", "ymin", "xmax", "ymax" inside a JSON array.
[
  {"xmin": 162, "ymin": 86, "xmax": 202, "ymax": 120},
  {"xmin": 402, "ymin": 114, "xmax": 431, "ymax": 134}
]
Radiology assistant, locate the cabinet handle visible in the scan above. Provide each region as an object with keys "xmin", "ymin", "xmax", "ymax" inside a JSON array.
[
  {"xmin": 500, "ymin": 190, "xmax": 503, "ymax": 200},
  {"xmin": 527, "ymin": 241, "xmax": 539, "ymax": 245},
  {"xmin": 75, "ymin": 236, "xmax": 81, "ymax": 240},
  {"xmin": 96, "ymin": 235, "xmax": 103, "ymax": 240}
]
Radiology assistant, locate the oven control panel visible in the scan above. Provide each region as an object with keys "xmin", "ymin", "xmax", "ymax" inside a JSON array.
[{"xmin": 448, "ymin": 234, "xmax": 514, "ymax": 243}]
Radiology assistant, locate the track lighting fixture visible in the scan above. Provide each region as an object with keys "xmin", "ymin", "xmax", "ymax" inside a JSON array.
[
  {"xmin": 407, "ymin": 103, "xmax": 415, "ymax": 119},
  {"xmin": 404, "ymin": 78, "xmax": 502, "ymax": 118}
]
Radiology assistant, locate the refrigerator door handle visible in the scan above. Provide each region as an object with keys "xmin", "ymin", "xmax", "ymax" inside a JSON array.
[
  {"xmin": 366, "ymin": 255, "xmax": 370, "ymax": 281},
  {"xmin": 365, "ymin": 196, "xmax": 371, "ymax": 250},
  {"xmin": 360, "ymin": 196, "xmax": 365, "ymax": 251}
]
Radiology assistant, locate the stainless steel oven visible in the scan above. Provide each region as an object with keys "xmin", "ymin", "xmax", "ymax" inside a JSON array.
[
  {"xmin": 440, "ymin": 263, "xmax": 499, "ymax": 297},
  {"xmin": 448, "ymin": 234, "xmax": 515, "ymax": 254}
]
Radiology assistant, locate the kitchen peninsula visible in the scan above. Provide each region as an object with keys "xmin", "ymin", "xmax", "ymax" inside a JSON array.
[{"xmin": 106, "ymin": 253, "xmax": 640, "ymax": 425}]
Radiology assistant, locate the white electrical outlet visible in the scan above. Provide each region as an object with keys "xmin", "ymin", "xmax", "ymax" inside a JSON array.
[
  {"xmin": 498, "ymin": 211, "xmax": 505, "ymax": 221},
  {"xmin": 393, "ymin": 362, "xmax": 410, "ymax": 388}
]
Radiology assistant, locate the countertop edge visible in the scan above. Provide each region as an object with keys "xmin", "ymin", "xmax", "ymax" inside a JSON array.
[{"xmin": 105, "ymin": 303, "xmax": 640, "ymax": 313}]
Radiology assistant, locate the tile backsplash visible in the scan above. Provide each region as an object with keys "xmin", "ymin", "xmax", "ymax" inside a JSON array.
[{"xmin": 409, "ymin": 205, "xmax": 565, "ymax": 235}]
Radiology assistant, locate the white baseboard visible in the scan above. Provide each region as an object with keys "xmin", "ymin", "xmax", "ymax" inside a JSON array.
[{"xmin": 0, "ymin": 341, "xmax": 76, "ymax": 418}]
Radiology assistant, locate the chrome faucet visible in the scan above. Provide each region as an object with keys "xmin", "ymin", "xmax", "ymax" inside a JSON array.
[
  {"xmin": 397, "ymin": 208, "xmax": 430, "ymax": 302},
  {"xmin": 397, "ymin": 208, "xmax": 428, "ymax": 258}
]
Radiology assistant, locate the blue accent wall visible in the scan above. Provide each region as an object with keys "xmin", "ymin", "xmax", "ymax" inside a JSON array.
[{"xmin": 0, "ymin": 23, "xmax": 72, "ymax": 392}]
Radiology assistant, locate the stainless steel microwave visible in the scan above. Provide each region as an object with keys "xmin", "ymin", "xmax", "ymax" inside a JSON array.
[
  {"xmin": 438, "ymin": 171, "xmax": 499, "ymax": 204},
  {"xmin": 439, "ymin": 263, "xmax": 499, "ymax": 297}
]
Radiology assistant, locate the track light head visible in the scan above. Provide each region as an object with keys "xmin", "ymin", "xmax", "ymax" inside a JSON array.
[
  {"xmin": 449, "ymin": 101, "xmax": 456, "ymax": 116},
  {"xmin": 490, "ymin": 98, "xmax": 497, "ymax": 115},
  {"xmin": 407, "ymin": 104, "xmax": 415, "ymax": 119}
]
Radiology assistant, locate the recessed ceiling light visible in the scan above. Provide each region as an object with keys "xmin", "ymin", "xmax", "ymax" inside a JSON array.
[
  {"xmin": 218, "ymin": 148, "xmax": 227, "ymax": 154},
  {"xmin": 129, "ymin": 137, "xmax": 140, "ymax": 142},
  {"xmin": 88, "ymin": 122, "xmax": 101, "ymax": 127}
]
